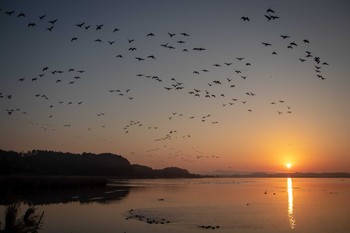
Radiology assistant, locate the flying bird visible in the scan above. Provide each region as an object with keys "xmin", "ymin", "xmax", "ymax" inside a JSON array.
[
  {"xmin": 267, "ymin": 8, "xmax": 275, "ymax": 13},
  {"xmin": 96, "ymin": 24, "xmax": 103, "ymax": 30},
  {"xmin": 76, "ymin": 22, "xmax": 85, "ymax": 28},
  {"xmin": 241, "ymin": 16, "xmax": 250, "ymax": 21},
  {"xmin": 280, "ymin": 35, "xmax": 290, "ymax": 39},
  {"xmin": 5, "ymin": 11, "xmax": 15, "ymax": 16},
  {"xmin": 262, "ymin": 42, "xmax": 272, "ymax": 46},
  {"xmin": 48, "ymin": 19, "xmax": 57, "ymax": 24}
]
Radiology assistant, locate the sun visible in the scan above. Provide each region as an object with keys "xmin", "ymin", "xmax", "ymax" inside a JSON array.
[{"xmin": 286, "ymin": 163, "xmax": 292, "ymax": 169}]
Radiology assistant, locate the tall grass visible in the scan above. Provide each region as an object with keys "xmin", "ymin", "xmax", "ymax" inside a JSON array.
[{"xmin": 0, "ymin": 203, "xmax": 44, "ymax": 233}]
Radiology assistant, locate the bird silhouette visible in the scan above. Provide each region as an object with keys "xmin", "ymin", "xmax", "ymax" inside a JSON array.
[
  {"xmin": 193, "ymin": 47, "xmax": 206, "ymax": 51},
  {"xmin": 5, "ymin": 11, "xmax": 15, "ymax": 16},
  {"xmin": 47, "ymin": 26, "xmax": 54, "ymax": 31},
  {"xmin": 241, "ymin": 16, "xmax": 250, "ymax": 21},
  {"xmin": 76, "ymin": 22, "xmax": 85, "ymax": 28},
  {"xmin": 96, "ymin": 24, "xmax": 103, "ymax": 30},
  {"xmin": 262, "ymin": 42, "xmax": 272, "ymax": 46},
  {"xmin": 280, "ymin": 35, "xmax": 290, "ymax": 39},
  {"xmin": 267, "ymin": 8, "xmax": 275, "ymax": 13},
  {"xmin": 48, "ymin": 19, "xmax": 57, "ymax": 24},
  {"xmin": 264, "ymin": 15, "xmax": 272, "ymax": 21}
]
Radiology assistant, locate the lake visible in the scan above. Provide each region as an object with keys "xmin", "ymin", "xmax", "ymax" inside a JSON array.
[{"xmin": 1, "ymin": 178, "xmax": 349, "ymax": 233}]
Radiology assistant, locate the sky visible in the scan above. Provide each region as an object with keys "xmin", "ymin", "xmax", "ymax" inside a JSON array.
[{"xmin": 1, "ymin": 0, "xmax": 350, "ymax": 174}]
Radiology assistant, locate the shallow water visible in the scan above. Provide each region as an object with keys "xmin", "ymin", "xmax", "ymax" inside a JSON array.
[{"xmin": 1, "ymin": 178, "xmax": 349, "ymax": 233}]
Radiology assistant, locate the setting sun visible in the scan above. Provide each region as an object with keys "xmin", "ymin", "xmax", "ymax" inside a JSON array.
[{"xmin": 286, "ymin": 163, "xmax": 292, "ymax": 169}]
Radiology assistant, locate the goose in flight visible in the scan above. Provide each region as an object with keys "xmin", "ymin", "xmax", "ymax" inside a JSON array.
[
  {"xmin": 76, "ymin": 22, "xmax": 85, "ymax": 28},
  {"xmin": 262, "ymin": 42, "xmax": 272, "ymax": 46},
  {"xmin": 267, "ymin": 8, "xmax": 275, "ymax": 14},
  {"xmin": 5, "ymin": 10, "xmax": 15, "ymax": 16},
  {"xmin": 264, "ymin": 15, "xmax": 272, "ymax": 21},
  {"xmin": 48, "ymin": 19, "xmax": 57, "ymax": 24},
  {"xmin": 96, "ymin": 24, "xmax": 103, "ymax": 30},
  {"xmin": 193, "ymin": 47, "xmax": 206, "ymax": 51},
  {"xmin": 241, "ymin": 16, "xmax": 250, "ymax": 21}
]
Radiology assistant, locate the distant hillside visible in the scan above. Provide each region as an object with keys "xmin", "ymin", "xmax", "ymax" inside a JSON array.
[{"xmin": 0, "ymin": 150, "xmax": 197, "ymax": 178}]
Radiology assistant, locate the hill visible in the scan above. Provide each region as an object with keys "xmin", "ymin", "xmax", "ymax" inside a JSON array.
[{"xmin": 0, "ymin": 149, "xmax": 197, "ymax": 178}]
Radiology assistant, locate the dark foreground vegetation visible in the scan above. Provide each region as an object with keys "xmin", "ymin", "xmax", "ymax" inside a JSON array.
[
  {"xmin": 0, "ymin": 202, "xmax": 44, "ymax": 233},
  {"xmin": 0, "ymin": 150, "xmax": 197, "ymax": 178}
]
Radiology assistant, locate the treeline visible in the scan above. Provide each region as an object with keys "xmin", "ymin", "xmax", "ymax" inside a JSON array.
[{"xmin": 0, "ymin": 150, "xmax": 197, "ymax": 178}]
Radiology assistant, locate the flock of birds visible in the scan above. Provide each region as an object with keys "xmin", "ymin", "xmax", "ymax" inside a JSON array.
[{"xmin": 0, "ymin": 5, "xmax": 330, "ymax": 167}]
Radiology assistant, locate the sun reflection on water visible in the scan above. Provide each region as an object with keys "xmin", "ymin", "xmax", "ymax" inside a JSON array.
[{"xmin": 287, "ymin": 177, "xmax": 296, "ymax": 229}]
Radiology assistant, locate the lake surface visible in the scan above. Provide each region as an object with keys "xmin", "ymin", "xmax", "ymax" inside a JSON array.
[{"xmin": 1, "ymin": 178, "xmax": 350, "ymax": 233}]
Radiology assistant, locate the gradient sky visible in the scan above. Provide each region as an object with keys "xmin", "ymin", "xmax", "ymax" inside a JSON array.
[{"xmin": 1, "ymin": 0, "xmax": 349, "ymax": 174}]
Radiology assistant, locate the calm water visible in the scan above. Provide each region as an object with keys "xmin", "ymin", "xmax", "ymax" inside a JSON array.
[{"xmin": 1, "ymin": 178, "xmax": 350, "ymax": 233}]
